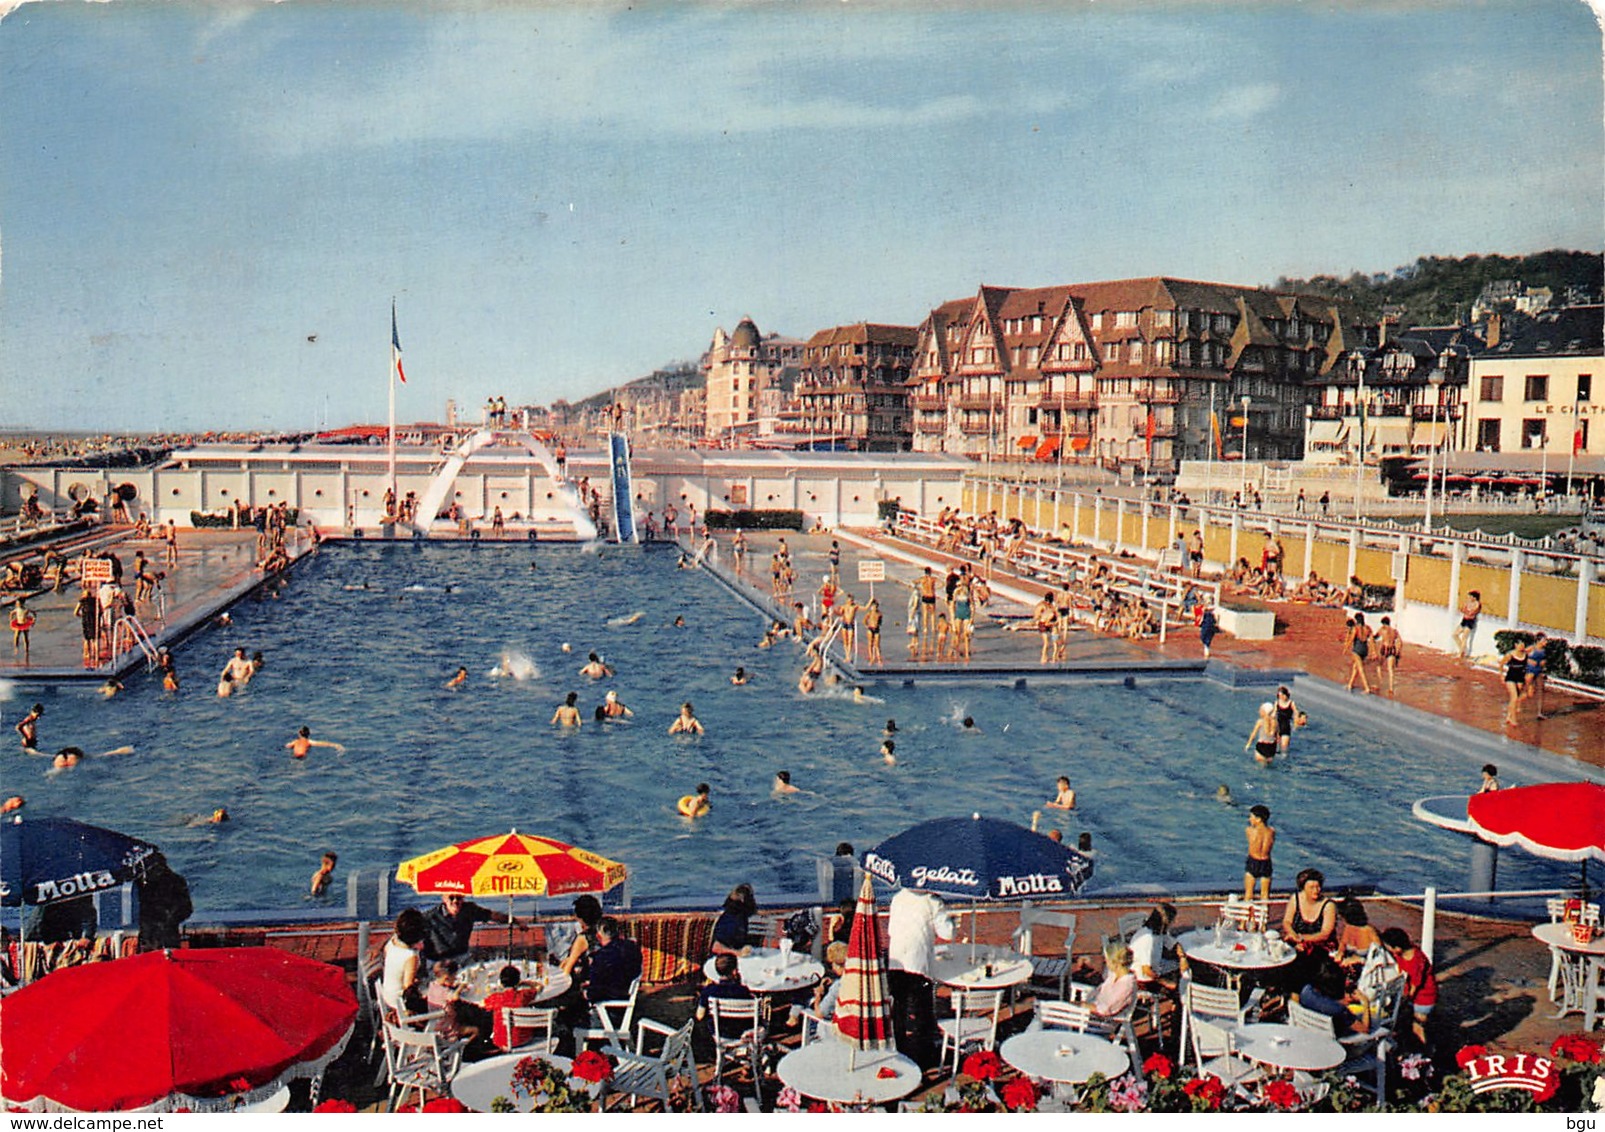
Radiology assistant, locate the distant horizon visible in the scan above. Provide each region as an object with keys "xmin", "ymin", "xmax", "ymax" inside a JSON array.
[{"xmin": 3, "ymin": 1, "xmax": 1598, "ymax": 433}]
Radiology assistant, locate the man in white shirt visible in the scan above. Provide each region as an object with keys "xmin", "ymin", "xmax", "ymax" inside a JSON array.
[{"xmin": 887, "ymin": 885, "xmax": 954, "ymax": 1069}]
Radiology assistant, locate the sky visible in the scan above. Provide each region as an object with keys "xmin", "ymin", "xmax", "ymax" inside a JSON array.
[{"xmin": 0, "ymin": 0, "xmax": 1600, "ymax": 433}]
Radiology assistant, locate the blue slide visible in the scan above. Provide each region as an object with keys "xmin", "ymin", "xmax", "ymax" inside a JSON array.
[{"xmin": 609, "ymin": 432, "xmax": 638, "ymax": 544}]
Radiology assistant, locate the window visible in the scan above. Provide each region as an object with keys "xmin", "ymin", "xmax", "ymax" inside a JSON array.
[
  {"xmin": 1091, "ymin": 313, "xmax": 1103, "ymax": 330},
  {"xmin": 1522, "ymin": 419, "xmax": 1547, "ymax": 449},
  {"xmin": 1525, "ymin": 375, "xmax": 1549, "ymax": 402},
  {"xmin": 1115, "ymin": 311, "xmax": 1138, "ymax": 328},
  {"xmin": 1480, "ymin": 376, "xmax": 1503, "ymax": 402},
  {"xmin": 1154, "ymin": 310, "xmax": 1174, "ymax": 329},
  {"xmin": 1579, "ymin": 374, "xmax": 1593, "ymax": 402},
  {"xmin": 1579, "ymin": 419, "xmax": 1591, "ymax": 452},
  {"xmin": 1129, "ymin": 341, "xmax": 1143, "ymax": 364},
  {"xmin": 1477, "ymin": 419, "xmax": 1500, "ymax": 452}
]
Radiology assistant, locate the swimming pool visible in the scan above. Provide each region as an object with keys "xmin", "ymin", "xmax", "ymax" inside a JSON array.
[{"xmin": 0, "ymin": 541, "xmax": 1584, "ymax": 914}]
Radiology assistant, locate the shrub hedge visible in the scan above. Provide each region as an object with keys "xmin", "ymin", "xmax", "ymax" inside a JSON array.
[{"xmin": 703, "ymin": 509, "xmax": 805, "ymax": 531}]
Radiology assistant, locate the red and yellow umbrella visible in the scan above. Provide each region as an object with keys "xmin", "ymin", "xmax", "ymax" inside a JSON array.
[{"xmin": 396, "ymin": 830, "xmax": 626, "ymax": 899}]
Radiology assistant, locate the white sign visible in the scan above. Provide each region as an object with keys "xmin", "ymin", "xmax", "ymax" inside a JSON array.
[
  {"xmin": 857, "ymin": 558, "xmax": 886, "ymax": 583},
  {"xmin": 80, "ymin": 556, "xmax": 114, "ymax": 586}
]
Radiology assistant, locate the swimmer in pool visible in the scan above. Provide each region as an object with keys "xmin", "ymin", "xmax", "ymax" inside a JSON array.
[
  {"xmin": 552, "ymin": 691, "xmax": 584, "ymax": 728},
  {"xmin": 672, "ymin": 616, "xmax": 686, "ymax": 628},
  {"xmin": 100, "ymin": 678, "xmax": 124, "ymax": 698},
  {"xmin": 601, "ymin": 690, "xmax": 633, "ymax": 718},
  {"xmin": 881, "ymin": 739, "xmax": 897, "ymax": 766},
  {"xmin": 310, "ymin": 852, "xmax": 338, "ymax": 896},
  {"xmin": 15, "ymin": 703, "xmax": 43, "ymax": 751},
  {"xmin": 579, "ymin": 652, "xmax": 613, "ymax": 679},
  {"xmin": 730, "ymin": 667, "xmax": 749, "ymax": 686},
  {"xmin": 1046, "ymin": 776, "xmax": 1076, "ymax": 811},
  {"xmin": 607, "ymin": 611, "xmax": 645, "ymax": 627},
  {"xmin": 682, "ymin": 783, "xmax": 712, "ymax": 816},
  {"xmin": 1244, "ymin": 703, "xmax": 1278, "ymax": 765},
  {"xmin": 668, "ymin": 702, "xmax": 704, "ymax": 735},
  {"xmin": 2, "ymin": 796, "xmax": 23, "ymax": 813},
  {"xmin": 287, "ymin": 726, "xmax": 346, "ymax": 759},
  {"xmin": 773, "ymin": 771, "xmax": 800, "ymax": 795},
  {"xmin": 851, "ymin": 686, "xmax": 882, "ymax": 705},
  {"xmin": 446, "ymin": 666, "xmax": 469, "ymax": 689},
  {"xmin": 884, "ymin": 719, "xmax": 898, "ymax": 736},
  {"xmin": 1215, "ymin": 784, "xmax": 1236, "ymax": 805},
  {"xmin": 960, "ymin": 716, "xmax": 978, "ymax": 732},
  {"xmin": 45, "ymin": 744, "xmax": 133, "ymax": 773},
  {"xmin": 217, "ymin": 671, "xmax": 236, "ymax": 698},
  {"xmin": 798, "ymin": 671, "xmax": 816, "ymax": 695}
]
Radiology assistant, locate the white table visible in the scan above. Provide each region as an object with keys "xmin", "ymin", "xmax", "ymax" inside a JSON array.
[
  {"xmin": 930, "ymin": 947, "xmax": 1033, "ymax": 991},
  {"xmin": 1233, "ymin": 1023, "xmax": 1345, "ymax": 1073},
  {"xmin": 1533, "ymin": 922, "xmax": 1605, "ymax": 1025},
  {"xmin": 1000, "ymin": 1030, "xmax": 1129, "ymax": 1085},
  {"xmin": 776, "ymin": 1041, "xmax": 921, "ymax": 1109},
  {"xmin": 459, "ymin": 960, "xmax": 571, "ymax": 1005},
  {"xmin": 1533, "ymin": 921, "xmax": 1605, "ymax": 957},
  {"xmin": 701, "ymin": 948, "xmax": 824, "ymax": 994},
  {"xmin": 1176, "ymin": 928, "xmax": 1295, "ymax": 988},
  {"xmin": 452, "ymin": 1052, "xmax": 575, "ymax": 1113},
  {"xmin": 236, "ymin": 1087, "xmax": 291, "ymax": 1113}
]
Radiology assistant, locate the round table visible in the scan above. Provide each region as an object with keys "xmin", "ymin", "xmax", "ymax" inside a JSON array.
[
  {"xmin": 1000, "ymin": 1030, "xmax": 1129, "ymax": 1085},
  {"xmin": 459, "ymin": 960, "xmax": 571, "ymax": 1005},
  {"xmin": 702, "ymin": 948, "xmax": 824, "ymax": 994},
  {"xmin": 1533, "ymin": 921, "xmax": 1605, "ymax": 956},
  {"xmin": 930, "ymin": 947, "xmax": 1033, "ymax": 991},
  {"xmin": 775, "ymin": 1041, "xmax": 921, "ymax": 1108},
  {"xmin": 1233, "ymin": 1023, "xmax": 1345, "ymax": 1073},
  {"xmin": 452, "ymin": 1051, "xmax": 575, "ymax": 1113},
  {"xmin": 1176, "ymin": 928, "xmax": 1295, "ymax": 987}
]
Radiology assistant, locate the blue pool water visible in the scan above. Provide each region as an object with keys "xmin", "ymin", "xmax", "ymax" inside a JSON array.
[{"xmin": 0, "ymin": 542, "xmax": 1581, "ymax": 913}]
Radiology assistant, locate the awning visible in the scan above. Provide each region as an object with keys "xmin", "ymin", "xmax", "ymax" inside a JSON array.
[
  {"xmin": 1068, "ymin": 435, "xmax": 1091, "ymax": 453},
  {"xmin": 1307, "ymin": 420, "xmax": 1344, "ymax": 443},
  {"xmin": 1017, "ymin": 435, "xmax": 1038, "ymax": 449},
  {"xmin": 1035, "ymin": 436, "xmax": 1062, "ymax": 460},
  {"xmin": 1372, "ymin": 420, "xmax": 1410, "ymax": 452},
  {"xmin": 1412, "ymin": 421, "xmax": 1449, "ymax": 448}
]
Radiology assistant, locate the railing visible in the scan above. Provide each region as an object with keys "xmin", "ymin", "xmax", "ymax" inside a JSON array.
[
  {"xmin": 1134, "ymin": 386, "xmax": 1181, "ymax": 404},
  {"xmin": 911, "ymin": 394, "xmax": 945, "ymax": 411},
  {"xmin": 1037, "ymin": 392, "xmax": 1096, "ymax": 410},
  {"xmin": 959, "ymin": 418, "xmax": 994, "ymax": 435},
  {"xmin": 915, "ymin": 418, "xmax": 948, "ymax": 433},
  {"xmin": 954, "ymin": 394, "xmax": 1003, "ymax": 411}
]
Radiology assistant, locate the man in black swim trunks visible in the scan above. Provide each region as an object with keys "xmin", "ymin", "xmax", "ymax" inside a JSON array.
[{"xmin": 1243, "ymin": 804, "xmax": 1274, "ymax": 903}]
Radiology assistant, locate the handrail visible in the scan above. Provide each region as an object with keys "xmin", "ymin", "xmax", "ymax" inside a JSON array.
[{"xmin": 111, "ymin": 614, "xmax": 159, "ymax": 668}]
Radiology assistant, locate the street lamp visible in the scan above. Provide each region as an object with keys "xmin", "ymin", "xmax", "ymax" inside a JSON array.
[
  {"xmin": 1349, "ymin": 351, "xmax": 1367, "ymax": 521},
  {"xmin": 1423, "ymin": 352, "xmax": 1448, "ymax": 532},
  {"xmin": 1239, "ymin": 395, "xmax": 1251, "ymax": 497}
]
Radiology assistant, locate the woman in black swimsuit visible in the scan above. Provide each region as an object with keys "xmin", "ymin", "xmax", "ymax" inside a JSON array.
[
  {"xmin": 1501, "ymin": 641, "xmax": 1529, "ymax": 727},
  {"xmin": 1273, "ymin": 686, "xmax": 1299, "ymax": 753},
  {"xmin": 1281, "ymin": 867, "xmax": 1337, "ymax": 989},
  {"xmin": 1343, "ymin": 613, "xmax": 1373, "ymax": 694}
]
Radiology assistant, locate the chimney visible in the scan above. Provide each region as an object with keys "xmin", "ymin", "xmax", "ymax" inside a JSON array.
[{"xmin": 1486, "ymin": 312, "xmax": 1501, "ymax": 349}]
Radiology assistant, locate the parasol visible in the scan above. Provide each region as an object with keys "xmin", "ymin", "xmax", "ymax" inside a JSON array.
[
  {"xmin": 833, "ymin": 872, "xmax": 894, "ymax": 1062},
  {"xmin": 1466, "ymin": 783, "xmax": 1604, "ymax": 863},
  {"xmin": 0, "ymin": 947, "xmax": 356, "ymax": 1112}
]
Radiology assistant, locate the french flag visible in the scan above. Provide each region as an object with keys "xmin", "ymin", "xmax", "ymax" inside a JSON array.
[{"xmin": 391, "ymin": 301, "xmax": 406, "ymax": 384}]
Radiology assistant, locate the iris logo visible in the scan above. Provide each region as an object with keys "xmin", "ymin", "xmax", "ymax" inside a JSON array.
[{"xmin": 1459, "ymin": 1051, "xmax": 1559, "ymax": 1103}]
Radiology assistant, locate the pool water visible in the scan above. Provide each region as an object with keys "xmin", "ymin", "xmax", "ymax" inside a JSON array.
[{"xmin": 0, "ymin": 542, "xmax": 1579, "ymax": 914}]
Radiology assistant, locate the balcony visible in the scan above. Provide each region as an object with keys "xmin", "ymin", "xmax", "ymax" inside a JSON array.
[
  {"xmin": 915, "ymin": 418, "xmax": 948, "ymax": 433},
  {"xmin": 911, "ymin": 393, "xmax": 945, "ymax": 411},
  {"xmin": 1037, "ymin": 392, "xmax": 1097, "ymax": 410},
  {"xmin": 1309, "ymin": 405, "xmax": 1346, "ymax": 421},
  {"xmin": 955, "ymin": 394, "xmax": 1003, "ymax": 412},
  {"xmin": 1134, "ymin": 386, "xmax": 1181, "ymax": 404},
  {"xmin": 959, "ymin": 417, "xmax": 994, "ymax": 436},
  {"xmin": 1410, "ymin": 403, "xmax": 1460, "ymax": 421}
]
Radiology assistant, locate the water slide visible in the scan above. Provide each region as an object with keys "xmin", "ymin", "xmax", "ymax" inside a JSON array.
[{"xmin": 608, "ymin": 431, "xmax": 639, "ymax": 544}]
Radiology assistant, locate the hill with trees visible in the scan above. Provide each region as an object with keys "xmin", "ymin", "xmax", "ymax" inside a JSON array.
[{"xmin": 1274, "ymin": 249, "xmax": 1602, "ymax": 326}]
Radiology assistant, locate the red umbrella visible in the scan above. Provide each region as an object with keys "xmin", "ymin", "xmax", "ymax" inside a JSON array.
[
  {"xmin": 0, "ymin": 947, "xmax": 356, "ymax": 1113},
  {"xmin": 834, "ymin": 872, "xmax": 894, "ymax": 1053},
  {"xmin": 1466, "ymin": 783, "xmax": 1605, "ymax": 863}
]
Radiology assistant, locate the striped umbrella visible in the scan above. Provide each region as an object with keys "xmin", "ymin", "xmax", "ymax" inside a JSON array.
[
  {"xmin": 833, "ymin": 872, "xmax": 894, "ymax": 1054},
  {"xmin": 396, "ymin": 829, "xmax": 626, "ymax": 898}
]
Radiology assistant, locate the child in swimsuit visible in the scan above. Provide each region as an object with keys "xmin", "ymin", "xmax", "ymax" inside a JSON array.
[{"xmin": 1245, "ymin": 703, "xmax": 1278, "ymax": 764}]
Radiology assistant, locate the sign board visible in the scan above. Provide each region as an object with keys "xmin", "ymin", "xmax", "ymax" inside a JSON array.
[
  {"xmin": 1391, "ymin": 551, "xmax": 1409, "ymax": 583},
  {"xmin": 80, "ymin": 556, "xmax": 114, "ymax": 587},
  {"xmin": 857, "ymin": 558, "xmax": 886, "ymax": 583}
]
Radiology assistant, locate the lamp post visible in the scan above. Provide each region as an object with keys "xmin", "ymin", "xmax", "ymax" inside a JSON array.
[
  {"xmin": 1423, "ymin": 354, "xmax": 1448, "ymax": 532},
  {"xmin": 1350, "ymin": 351, "xmax": 1367, "ymax": 522},
  {"xmin": 1239, "ymin": 395, "xmax": 1251, "ymax": 497}
]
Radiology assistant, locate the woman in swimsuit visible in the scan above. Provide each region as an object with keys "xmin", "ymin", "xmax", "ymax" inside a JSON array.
[
  {"xmin": 1374, "ymin": 616, "xmax": 1402, "ymax": 694},
  {"xmin": 1244, "ymin": 702, "xmax": 1279, "ymax": 764},
  {"xmin": 1273, "ymin": 685, "xmax": 1299, "ymax": 753},
  {"xmin": 1500, "ymin": 641, "xmax": 1529, "ymax": 726},
  {"xmin": 1281, "ymin": 867, "xmax": 1337, "ymax": 988},
  {"xmin": 1343, "ymin": 612, "xmax": 1373, "ymax": 694},
  {"xmin": 1523, "ymin": 632, "xmax": 1548, "ymax": 704},
  {"xmin": 1453, "ymin": 591, "xmax": 1481, "ymax": 659}
]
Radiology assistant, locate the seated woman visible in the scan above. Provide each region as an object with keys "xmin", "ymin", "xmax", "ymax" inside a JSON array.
[
  {"xmin": 710, "ymin": 883, "xmax": 760, "ymax": 956},
  {"xmin": 1090, "ymin": 941, "xmax": 1138, "ymax": 1021},
  {"xmin": 1334, "ymin": 896, "xmax": 1383, "ymax": 974},
  {"xmin": 1295, "ymin": 956, "xmax": 1359, "ymax": 1035},
  {"xmin": 1281, "ymin": 868, "xmax": 1338, "ymax": 990}
]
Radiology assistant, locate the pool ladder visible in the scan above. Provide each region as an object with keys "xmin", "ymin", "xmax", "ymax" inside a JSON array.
[{"xmin": 111, "ymin": 615, "xmax": 160, "ymax": 670}]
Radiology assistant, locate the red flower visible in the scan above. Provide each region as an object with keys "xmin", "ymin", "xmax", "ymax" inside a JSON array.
[
  {"xmin": 1000, "ymin": 1078, "xmax": 1040, "ymax": 1112},
  {"xmin": 226, "ymin": 1077, "xmax": 253, "ymax": 1093},
  {"xmin": 1183, "ymin": 1075, "xmax": 1225, "ymax": 1111},
  {"xmin": 421, "ymin": 1097, "xmax": 469, "ymax": 1113},
  {"xmin": 961, "ymin": 1050, "xmax": 1003, "ymax": 1081},
  {"xmin": 1455, "ymin": 1044, "xmax": 1488, "ymax": 1069},
  {"xmin": 572, "ymin": 1049, "xmax": 616, "ymax": 1083},
  {"xmin": 806, "ymin": 1101, "xmax": 829, "ymax": 1113},
  {"xmin": 1263, "ymin": 1078, "xmax": 1302, "ymax": 1110},
  {"xmin": 1143, "ymin": 1053, "xmax": 1174, "ymax": 1080},
  {"xmin": 1551, "ymin": 1035, "xmax": 1604, "ymax": 1064},
  {"xmin": 312, "ymin": 1100, "xmax": 357, "ymax": 1113}
]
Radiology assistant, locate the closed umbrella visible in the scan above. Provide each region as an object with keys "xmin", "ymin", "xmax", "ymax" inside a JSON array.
[
  {"xmin": 834, "ymin": 872, "xmax": 893, "ymax": 1060},
  {"xmin": 0, "ymin": 947, "xmax": 356, "ymax": 1112}
]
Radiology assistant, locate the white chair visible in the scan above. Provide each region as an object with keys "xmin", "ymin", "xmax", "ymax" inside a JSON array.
[
  {"xmin": 938, "ymin": 988, "xmax": 1003, "ymax": 1077},
  {"xmin": 603, "ymin": 1016, "xmax": 704, "ymax": 1112},
  {"xmin": 707, "ymin": 997, "xmax": 767, "ymax": 1104},
  {"xmin": 1115, "ymin": 912, "xmax": 1148, "ymax": 943},
  {"xmin": 381, "ymin": 1019, "xmax": 464, "ymax": 1112},
  {"xmin": 1012, "ymin": 906, "xmax": 1077, "ymax": 1000},
  {"xmin": 793, "ymin": 1005, "xmax": 831, "ymax": 1045},
  {"xmin": 1066, "ymin": 982, "xmax": 1142, "ymax": 1065},
  {"xmin": 1287, "ymin": 999, "xmax": 1336, "ymax": 1034},
  {"xmin": 1188, "ymin": 1016, "xmax": 1262, "ymax": 1090},
  {"xmin": 501, "ymin": 1005, "xmax": 559, "ymax": 1056},
  {"xmin": 1032, "ymin": 998, "xmax": 1093, "ymax": 1033},
  {"xmin": 1582, "ymin": 956, "xmax": 1605, "ymax": 1031},
  {"xmin": 1547, "ymin": 898, "xmax": 1570, "ymax": 1000},
  {"xmin": 574, "ymin": 976, "xmax": 641, "ymax": 1050},
  {"xmin": 1177, "ymin": 981, "xmax": 1252, "ymax": 1064},
  {"xmin": 748, "ymin": 914, "xmax": 787, "ymax": 948},
  {"xmin": 1219, "ymin": 900, "xmax": 1269, "ymax": 932}
]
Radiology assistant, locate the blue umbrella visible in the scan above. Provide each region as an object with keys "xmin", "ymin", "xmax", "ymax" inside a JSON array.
[
  {"xmin": 1, "ymin": 815, "xmax": 159, "ymax": 908},
  {"xmin": 861, "ymin": 813, "xmax": 1093, "ymax": 901}
]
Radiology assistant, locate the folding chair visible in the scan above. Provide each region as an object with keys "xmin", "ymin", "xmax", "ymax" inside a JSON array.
[
  {"xmin": 603, "ymin": 1016, "xmax": 704, "ymax": 1112},
  {"xmin": 1012, "ymin": 906, "xmax": 1077, "ymax": 1001},
  {"xmin": 574, "ymin": 976, "xmax": 641, "ymax": 1050},
  {"xmin": 501, "ymin": 1005, "xmax": 560, "ymax": 1056},
  {"xmin": 1188, "ymin": 1016, "xmax": 1262, "ymax": 1090},
  {"xmin": 707, "ymin": 997, "xmax": 767, "ymax": 1105},
  {"xmin": 381, "ymin": 1019, "xmax": 465, "ymax": 1112}
]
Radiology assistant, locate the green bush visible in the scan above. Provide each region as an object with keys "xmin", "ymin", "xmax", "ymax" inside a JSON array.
[
  {"xmin": 704, "ymin": 509, "xmax": 804, "ymax": 531},
  {"xmin": 190, "ymin": 509, "xmax": 300, "ymax": 529},
  {"xmin": 1572, "ymin": 645, "xmax": 1605, "ymax": 688},
  {"xmin": 877, "ymin": 499, "xmax": 903, "ymax": 522},
  {"xmin": 1492, "ymin": 629, "xmax": 1534, "ymax": 655}
]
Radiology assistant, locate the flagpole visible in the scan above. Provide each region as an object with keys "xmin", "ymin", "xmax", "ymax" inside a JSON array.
[
  {"xmin": 1566, "ymin": 387, "xmax": 1581, "ymax": 502},
  {"xmin": 388, "ymin": 300, "xmax": 398, "ymax": 513}
]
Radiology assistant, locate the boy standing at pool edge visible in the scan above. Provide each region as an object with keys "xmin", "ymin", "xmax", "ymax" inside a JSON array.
[{"xmin": 1244, "ymin": 804, "xmax": 1274, "ymax": 903}]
